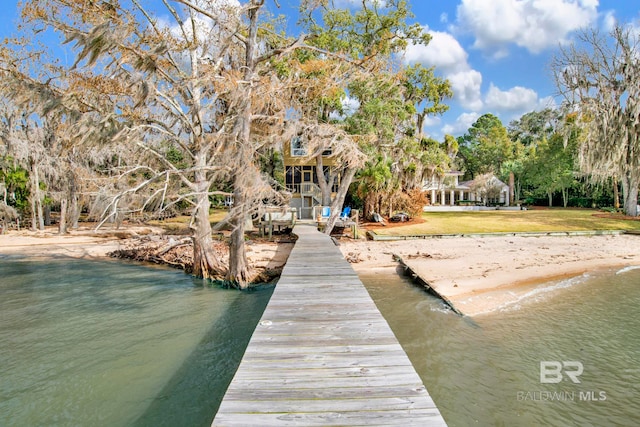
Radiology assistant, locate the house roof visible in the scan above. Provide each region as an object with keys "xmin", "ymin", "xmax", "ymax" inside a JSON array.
[{"xmin": 461, "ymin": 174, "xmax": 509, "ymax": 190}]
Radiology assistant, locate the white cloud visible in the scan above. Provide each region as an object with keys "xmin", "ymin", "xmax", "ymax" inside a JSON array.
[
  {"xmin": 442, "ymin": 112, "xmax": 480, "ymax": 135},
  {"xmin": 484, "ymin": 88, "xmax": 560, "ymax": 124},
  {"xmin": 602, "ymin": 11, "xmax": 617, "ymax": 32},
  {"xmin": 329, "ymin": 95, "xmax": 361, "ymax": 120},
  {"xmin": 403, "ymin": 30, "xmax": 484, "ymax": 111},
  {"xmin": 537, "ymin": 95, "xmax": 558, "ymax": 111},
  {"xmin": 404, "ymin": 30, "xmax": 468, "ymax": 73},
  {"xmin": 484, "ymin": 84, "xmax": 538, "ymax": 113},
  {"xmin": 423, "ymin": 115, "xmax": 442, "ymax": 128},
  {"xmin": 341, "ymin": 96, "xmax": 360, "ymax": 115},
  {"xmin": 448, "ymin": 69, "xmax": 484, "ymax": 111},
  {"xmin": 456, "ymin": 0, "xmax": 599, "ymax": 56},
  {"xmin": 579, "ymin": 0, "xmax": 599, "ymax": 8}
]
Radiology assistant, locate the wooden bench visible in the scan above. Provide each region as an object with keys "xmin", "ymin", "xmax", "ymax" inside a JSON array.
[{"xmin": 258, "ymin": 208, "xmax": 297, "ymax": 238}]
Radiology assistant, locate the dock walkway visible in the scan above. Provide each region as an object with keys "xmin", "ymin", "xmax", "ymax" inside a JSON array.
[{"xmin": 212, "ymin": 224, "xmax": 447, "ymax": 426}]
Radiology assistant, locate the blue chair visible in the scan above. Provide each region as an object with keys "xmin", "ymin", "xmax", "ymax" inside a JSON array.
[
  {"xmin": 340, "ymin": 206, "xmax": 351, "ymax": 220},
  {"xmin": 321, "ymin": 206, "xmax": 331, "ymax": 219}
]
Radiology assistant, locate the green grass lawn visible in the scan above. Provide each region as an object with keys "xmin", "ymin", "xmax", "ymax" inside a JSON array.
[
  {"xmin": 372, "ymin": 209, "xmax": 640, "ymax": 236},
  {"xmin": 148, "ymin": 209, "xmax": 229, "ymax": 234}
]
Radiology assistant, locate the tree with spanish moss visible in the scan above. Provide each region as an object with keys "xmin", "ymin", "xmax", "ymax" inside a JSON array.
[
  {"xmin": 552, "ymin": 23, "xmax": 640, "ymax": 216},
  {"xmin": 4, "ymin": 0, "xmax": 299, "ymax": 286}
]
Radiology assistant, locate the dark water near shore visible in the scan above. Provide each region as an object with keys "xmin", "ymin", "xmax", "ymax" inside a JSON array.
[
  {"xmin": 361, "ymin": 267, "xmax": 640, "ymax": 427},
  {"xmin": 0, "ymin": 256, "xmax": 273, "ymax": 427}
]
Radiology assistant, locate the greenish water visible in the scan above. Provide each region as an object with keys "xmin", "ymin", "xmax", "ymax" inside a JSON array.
[
  {"xmin": 0, "ymin": 256, "xmax": 273, "ymax": 427},
  {"xmin": 362, "ymin": 267, "xmax": 640, "ymax": 427},
  {"xmin": 4, "ymin": 255, "xmax": 639, "ymax": 427}
]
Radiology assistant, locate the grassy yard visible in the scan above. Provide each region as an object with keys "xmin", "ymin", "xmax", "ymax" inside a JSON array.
[
  {"xmin": 371, "ymin": 209, "xmax": 640, "ymax": 236},
  {"xmin": 147, "ymin": 209, "xmax": 229, "ymax": 234}
]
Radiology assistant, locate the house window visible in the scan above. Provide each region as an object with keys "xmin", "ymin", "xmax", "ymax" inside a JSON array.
[
  {"xmin": 285, "ymin": 166, "xmax": 302, "ymax": 192},
  {"xmin": 286, "ymin": 165, "xmax": 340, "ymax": 193},
  {"xmin": 291, "ymin": 136, "xmax": 307, "ymax": 156}
]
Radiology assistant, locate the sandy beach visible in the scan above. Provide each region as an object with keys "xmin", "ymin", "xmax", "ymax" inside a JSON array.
[
  {"xmin": 0, "ymin": 227, "xmax": 129, "ymax": 258},
  {"xmin": 339, "ymin": 233, "xmax": 640, "ymax": 316}
]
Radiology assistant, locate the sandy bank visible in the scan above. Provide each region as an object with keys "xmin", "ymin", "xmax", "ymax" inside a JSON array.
[
  {"xmin": 339, "ymin": 233, "xmax": 640, "ymax": 316},
  {"xmin": 0, "ymin": 226, "xmax": 294, "ymax": 282},
  {"xmin": 0, "ymin": 227, "xmax": 128, "ymax": 258}
]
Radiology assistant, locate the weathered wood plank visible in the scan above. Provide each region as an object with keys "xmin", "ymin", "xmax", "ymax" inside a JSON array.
[
  {"xmin": 222, "ymin": 384, "xmax": 430, "ymax": 401},
  {"xmin": 237, "ymin": 355, "xmax": 413, "ymax": 369},
  {"xmin": 241, "ymin": 343, "xmax": 405, "ymax": 355},
  {"xmin": 218, "ymin": 396, "xmax": 438, "ymax": 413},
  {"xmin": 211, "ymin": 224, "xmax": 447, "ymax": 426},
  {"xmin": 214, "ymin": 409, "xmax": 445, "ymax": 427}
]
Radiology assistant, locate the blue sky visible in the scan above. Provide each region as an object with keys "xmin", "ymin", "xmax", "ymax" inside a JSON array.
[
  {"xmin": 403, "ymin": 0, "xmax": 640, "ymax": 139},
  {"xmin": 1, "ymin": 0, "xmax": 639, "ymax": 139}
]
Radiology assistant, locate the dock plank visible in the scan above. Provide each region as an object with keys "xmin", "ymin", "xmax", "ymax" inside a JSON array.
[{"xmin": 211, "ymin": 224, "xmax": 447, "ymax": 426}]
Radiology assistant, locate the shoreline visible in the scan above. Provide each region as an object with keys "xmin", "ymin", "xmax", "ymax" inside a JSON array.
[
  {"xmin": 3, "ymin": 228, "xmax": 640, "ymax": 316},
  {"xmin": 0, "ymin": 229, "xmax": 128, "ymax": 259},
  {"xmin": 0, "ymin": 226, "xmax": 294, "ymax": 283},
  {"xmin": 339, "ymin": 233, "xmax": 640, "ymax": 316}
]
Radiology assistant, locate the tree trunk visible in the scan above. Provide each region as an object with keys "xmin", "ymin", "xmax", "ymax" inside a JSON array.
[
  {"xmin": 44, "ymin": 206, "xmax": 51, "ymax": 226},
  {"xmin": 315, "ymin": 155, "xmax": 332, "ymax": 206},
  {"xmin": 613, "ymin": 176, "xmax": 620, "ymax": 209},
  {"xmin": 228, "ymin": 186, "xmax": 250, "ymax": 288},
  {"xmin": 363, "ymin": 194, "xmax": 375, "ymax": 220},
  {"xmin": 69, "ymin": 171, "xmax": 80, "ymax": 229},
  {"xmin": 324, "ymin": 168, "xmax": 357, "ymax": 235},
  {"xmin": 509, "ymin": 171, "xmax": 515, "ymax": 205},
  {"xmin": 548, "ymin": 191, "xmax": 553, "ymax": 207},
  {"xmin": 621, "ymin": 172, "xmax": 639, "ymax": 216},
  {"xmin": 562, "ymin": 188, "xmax": 568, "ymax": 208},
  {"xmin": 30, "ymin": 161, "xmax": 44, "ymax": 231},
  {"xmin": 191, "ymin": 185, "xmax": 225, "ymax": 280},
  {"xmin": 416, "ymin": 112, "xmax": 425, "ymax": 139},
  {"xmin": 224, "ymin": 0, "xmax": 261, "ymax": 288},
  {"xmin": 30, "ymin": 189, "xmax": 37, "ymax": 232},
  {"xmin": 70, "ymin": 193, "xmax": 80, "ymax": 229},
  {"xmin": 59, "ymin": 197, "xmax": 68, "ymax": 234}
]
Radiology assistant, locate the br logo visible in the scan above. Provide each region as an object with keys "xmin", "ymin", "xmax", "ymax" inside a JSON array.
[{"xmin": 540, "ymin": 361, "xmax": 583, "ymax": 384}]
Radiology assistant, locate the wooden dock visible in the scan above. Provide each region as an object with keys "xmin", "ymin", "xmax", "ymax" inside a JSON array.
[{"xmin": 212, "ymin": 224, "xmax": 447, "ymax": 426}]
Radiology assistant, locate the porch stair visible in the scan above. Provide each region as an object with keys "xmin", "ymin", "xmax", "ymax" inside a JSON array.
[{"xmin": 300, "ymin": 181, "xmax": 323, "ymax": 206}]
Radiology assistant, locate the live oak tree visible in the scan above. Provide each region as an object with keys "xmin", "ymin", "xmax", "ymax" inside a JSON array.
[
  {"xmin": 507, "ymin": 108, "xmax": 558, "ymax": 204},
  {"xmin": 0, "ymin": 98, "xmax": 57, "ymax": 232},
  {"xmin": 6, "ymin": 0, "xmax": 296, "ymax": 286},
  {"xmin": 508, "ymin": 108, "xmax": 581, "ymax": 207},
  {"xmin": 348, "ymin": 63, "xmax": 453, "ymax": 217},
  {"xmin": 296, "ymin": 0, "xmax": 446, "ymax": 231},
  {"xmin": 523, "ymin": 130, "xmax": 579, "ymax": 207},
  {"xmin": 552, "ymin": 24, "xmax": 640, "ymax": 216},
  {"xmin": 458, "ymin": 113, "xmax": 516, "ymax": 180}
]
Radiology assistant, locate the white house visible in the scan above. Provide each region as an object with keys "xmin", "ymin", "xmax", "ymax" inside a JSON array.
[{"xmin": 422, "ymin": 171, "xmax": 510, "ymax": 207}]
